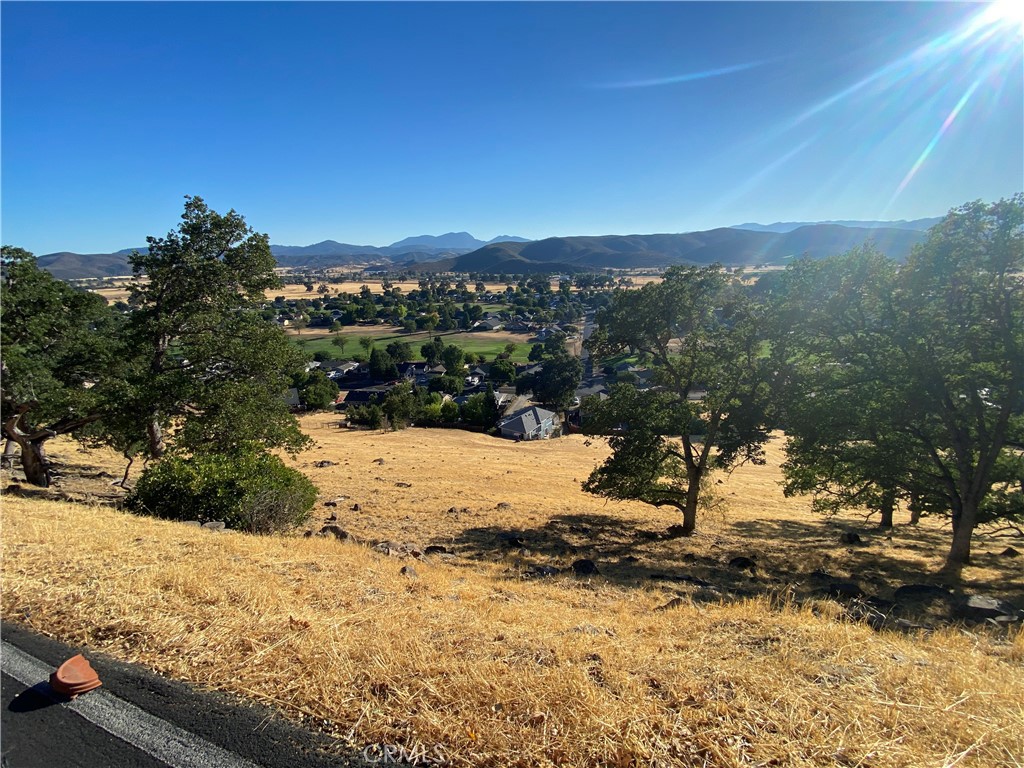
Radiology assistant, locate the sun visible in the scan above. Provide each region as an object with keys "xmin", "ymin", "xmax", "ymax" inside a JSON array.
[{"xmin": 978, "ymin": 0, "xmax": 1024, "ymax": 31}]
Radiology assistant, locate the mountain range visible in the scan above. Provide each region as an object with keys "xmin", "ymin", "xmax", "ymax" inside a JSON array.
[
  {"xmin": 731, "ymin": 216, "xmax": 942, "ymax": 233},
  {"xmin": 35, "ymin": 219, "xmax": 936, "ymax": 280}
]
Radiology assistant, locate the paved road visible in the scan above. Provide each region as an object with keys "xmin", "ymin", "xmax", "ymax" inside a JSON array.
[{"xmin": 1, "ymin": 622, "xmax": 363, "ymax": 768}]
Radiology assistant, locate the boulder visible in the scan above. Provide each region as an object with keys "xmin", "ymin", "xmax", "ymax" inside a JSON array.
[
  {"xmin": 839, "ymin": 531, "xmax": 863, "ymax": 545},
  {"xmin": 202, "ymin": 521, "xmax": 226, "ymax": 532},
  {"xmin": 320, "ymin": 525, "xmax": 353, "ymax": 542},
  {"xmin": 1000, "ymin": 547, "xmax": 1020, "ymax": 558},
  {"xmin": 570, "ymin": 559, "xmax": 599, "ymax": 576},
  {"xmin": 525, "ymin": 565, "xmax": 560, "ymax": 578},
  {"xmin": 952, "ymin": 594, "xmax": 1023, "ymax": 623},
  {"xmin": 664, "ymin": 524, "xmax": 691, "ymax": 539},
  {"xmin": 400, "ymin": 565, "xmax": 418, "ymax": 579},
  {"xmin": 728, "ymin": 556, "xmax": 756, "ymax": 571},
  {"xmin": 424, "ymin": 545, "xmax": 449, "ymax": 556},
  {"xmin": 894, "ymin": 584, "xmax": 952, "ymax": 605},
  {"xmin": 826, "ymin": 581, "xmax": 864, "ymax": 600}
]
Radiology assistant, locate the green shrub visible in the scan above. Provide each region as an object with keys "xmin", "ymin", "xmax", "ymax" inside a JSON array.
[{"xmin": 127, "ymin": 450, "xmax": 318, "ymax": 534}]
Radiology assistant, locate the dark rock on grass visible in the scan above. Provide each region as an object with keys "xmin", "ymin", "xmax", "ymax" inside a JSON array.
[
  {"xmin": 314, "ymin": 460, "xmax": 336, "ymax": 468},
  {"xmin": 952, "ymin": 594, "xmax": 1023, "ymax": 623},
  {"xmin": 303, "ymin": 530, "xmax": 314, "ymax": 538},
  {"xmin": 826, "ymin": 581, "xmax": 864, "ymax": 600},
  {"xmin": 570, "ymin": 559, "xmax": 599, "ymax": 576},
  {"xmin": 525, "ymin": 565, "xmax": 560, "ymax": 578},
  {"xmin": 400, "ymin": 565, "xmax": 418, "ymax": 579},
  {"xmin": 894, "ymin": 584, "xmax": 952, "ymax": 605},
  {"xmin": 496, "ymin": 501, "xmax": 512, "ymax": 510},
  {"xmin": 728, "ymin": 556, "xmax": 756, "ymax": 571},
  {"xmin": 500, "ymin": 534, "xmax": 526, "ymax": 548},
  {"xmin": 424, "ymin": 545, "xmax": 449, "ymax": 556},
  {"xmin": 202, "ymin": 521, "xmax": 226, "ymax": 532},
  {"xmin": 323, "ymin": 500, "xmax": 338, "ymax": 508},
  {"xmin": 320, "ymin": 525, "xmax": 354, "ymax": 542},
  {"xmin": 664, "ymin": 524, "xmax": 691, "ymax": 539},
  {"xmin": 351, "ymin": 503, "xmax": 361, "ymax": 512},
  {"xmin": 839, "ymin": 531, "xmax": 863, "ymax": 545},
  {"xmin": 395, "ymin": 481, "xmax": 412, "ymax": 488},
  {"xmin": 1000, "ymin": 546, "xmax": 1021, "ymax": 558}
]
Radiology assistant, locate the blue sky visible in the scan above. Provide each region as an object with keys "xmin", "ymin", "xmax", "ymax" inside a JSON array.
[{"xmin": 2, "ymin": 1, "xmax": 1021, "ymax": 254}]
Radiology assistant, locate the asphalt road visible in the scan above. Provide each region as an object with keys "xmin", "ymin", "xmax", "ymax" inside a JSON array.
[{"xmin": 1, "ymin": 622, "xmax": 365, "ymax": 768}]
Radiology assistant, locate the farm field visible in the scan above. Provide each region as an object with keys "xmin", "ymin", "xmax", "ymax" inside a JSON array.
[{"xmin": 3, "ymin": 419, "xmax": 1022, "ymax": 767}]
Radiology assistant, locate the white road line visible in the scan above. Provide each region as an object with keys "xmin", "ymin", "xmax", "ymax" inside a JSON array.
[{"xmin": 2, "ymin": 640, "xmax": 262, "ymax": 768}]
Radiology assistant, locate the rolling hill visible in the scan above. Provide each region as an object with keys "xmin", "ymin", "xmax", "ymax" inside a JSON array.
[
  {"xmin": 435, "ymin": 224, "xmax": 928, "ymax": 273},
  {"xmin": 36, "ymin": 222, "xmax": 929, "ymax": 280}
]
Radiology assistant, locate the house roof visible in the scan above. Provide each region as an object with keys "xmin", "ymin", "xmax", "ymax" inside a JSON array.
[{"xmin": 499, "ymin": 406, "xmax": 556, "ymax": 436}]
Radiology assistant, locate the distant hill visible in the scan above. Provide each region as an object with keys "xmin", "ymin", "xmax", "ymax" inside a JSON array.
[
  {"xmin": 732, "ymin": 217, "xmax": 942, "ymax": 233},
  {"xmin": 36, "ymin": 252, "xmax": 133, "ymax": 280},
  {"xmin": 36, "ymin": 224, "xmax": 928, "ymax": 280},
  {"xmin": 439, "ymin": 224, "xmax": 928, "ymax": 273}
]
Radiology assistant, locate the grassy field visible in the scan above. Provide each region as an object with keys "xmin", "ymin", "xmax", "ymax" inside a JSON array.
[
  {"xmin": 291, "ymin": 327, "xmax": 535, "ymax": 362},
  {"xmin": 3, "ymin": 422, "xmax": 1022, "ymax": 767}
]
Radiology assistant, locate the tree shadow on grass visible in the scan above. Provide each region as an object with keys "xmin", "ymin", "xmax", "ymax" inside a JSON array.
[{"xmin": 449, "ymin": 512, "xmax": 1024, "ymax": 617}]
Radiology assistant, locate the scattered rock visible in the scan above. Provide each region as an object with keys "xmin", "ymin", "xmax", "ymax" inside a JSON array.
[
  {"xmin": 500, "ymin": 534, "xmax": 526, "ymax": 548},
  {"xmin": 570, "ymin": 559, "xmax": 599, "ymax": 576},
  {"xmin": 202, "ymin": 521, "xmax": 226, "ymax": 532},
  {"xmin": 303, "ymin": 530, "xmax": 314, "ymax": 538},
  {"xmin": 372, "ymin": 458, "xmax": 385, "ymax": 464},
  {"xmin": 496, "ymin": 502, "xmax": 512, "ymax": 510},
  {"xmin": 395, "ymin": 481, "xmax": 412, "ymax": 488},
  {"xmin": 323, "ymin": 500, "xmax": 338, "ymax": 508},
  {"xmin": 447, "ymin": 506, "xmax": 458, "ymax": 514},
  {"xmin": 525, "ymin": 565, "xmax": 560, "ymax": 578},
  {"xmin": 320, "ymin": 525, "xmax": 353, "ymax": 542},
  {"xmin": 894, "ymin": 584, "xmax": 951, "ymax": 605},
  {"xmin": 952, "ymin": 594, "xmax": 1023, "ymax": 623},
  {"xmin": 620, "ymin": 555, "xmax": 640, "ymax": 564},
  {"xmin": 1000, "ymin": 547, "xmax": 1020, "ymax": 558},
  {"xmin": 351, "ymin": 503, "xmax": 361, "ymax": 512},
  {"xmin": 728, "ymin": 556, "xmax": 756, "ymax": 571},
  {"xmin": 664, "ymin": 524, "xmax": 691, "ymax": 539},
  {"xmin": 314, "ymin": 460, "xmax": 336, "ymax": 468},
  {"xmin": 424, "ymin": 545, "xmax": 449, "ymax": 556},
  {"xmin": 826, "ymin": 581, "xmax": 864, "ymax": 600},
  {"xmin": 326, "ymin": 512, "xmax": 338, "ymax": 522},
  {"xmin": 400, "ymin": 565, "xmax": 418, "ymax": 579},
  {"xmin": 839, "ymin": 531, "xmax": 863, "ymax": 545}
]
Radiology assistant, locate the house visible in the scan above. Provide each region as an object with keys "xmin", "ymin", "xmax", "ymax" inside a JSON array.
[
  {"xmin": 474, "ymin": 318, "xmax": 504, "ymax": 331},
  {"xmin": 338, "ymin": 388, "xmax": 389, "ymax": 410},
  {"xmin": 498, "ymin": 406, "xmax": 558, "ymax": 441},
  {"xmin": 283, "ymin": 388, "xmax": 301, "ymax": 408}
]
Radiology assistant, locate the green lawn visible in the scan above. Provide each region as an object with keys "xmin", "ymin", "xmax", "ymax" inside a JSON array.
[{"xmin": 292, "ymin": 328, "xmax": 534, "ymax": 363}]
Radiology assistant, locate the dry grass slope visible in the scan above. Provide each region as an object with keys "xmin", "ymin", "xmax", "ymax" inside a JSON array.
[{"xmin": 3, "ymin": 420, "xmax": 1023, "ymax": 767}]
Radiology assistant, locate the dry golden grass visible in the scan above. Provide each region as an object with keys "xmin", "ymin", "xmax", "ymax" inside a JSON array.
[{"xmin": 3, "ymin": 424, "xmax": 1024, "ymax": 767}]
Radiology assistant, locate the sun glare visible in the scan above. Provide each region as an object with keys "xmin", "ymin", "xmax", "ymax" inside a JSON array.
[{"xmin": 979, "ymin": 0, "xmax": 1024, "ymax": 30}]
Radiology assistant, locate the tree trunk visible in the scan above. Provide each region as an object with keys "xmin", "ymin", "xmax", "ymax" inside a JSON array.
[
  {"xmin": 940, "ymin": 502, "xmax": 977, "ymax": 580},
  {"xmin": 147, "ymin": 415, "xmax": 165, "ymax": 459},
  {"xmin": 877, "ymin": 488, "xmax": 895, "ymax": 529},
  {"xmin": 680, "ymin": 466, "xmax": 702, "ymax": 534},
  {"xmin": 6, "ymin": 432, "xmax": 52, "ymax": 487}
]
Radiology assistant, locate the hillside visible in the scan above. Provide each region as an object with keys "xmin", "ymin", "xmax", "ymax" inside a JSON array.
[
  {"xmin": 733, "ymin": 216, "xmax": 943, "ymax": 233},
  {"xmin": 35, "ymin": 222, "xmax": 928, "ymax": 280},
  {"xmin": 3, "ymin": 422, "xmax": 1022, "ymax": 767},
  {"xmin": 446, "ymin": 224, "xmax": 928, "ymax": 273}
]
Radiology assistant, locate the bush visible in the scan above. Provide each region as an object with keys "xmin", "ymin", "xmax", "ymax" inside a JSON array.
[{"xmin": 127, "ymin": 450, "xmax": 318, "ymax": 534}]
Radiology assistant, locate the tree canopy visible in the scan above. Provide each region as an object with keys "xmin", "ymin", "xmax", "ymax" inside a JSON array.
[
  {"xmin": 774, "ymin": 196, "xmax": 1023, "ymax": 576},
  {"xmin": 582, "ymin": 265, "xmax": 772, "ymax": 534}
]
